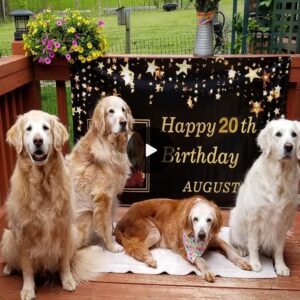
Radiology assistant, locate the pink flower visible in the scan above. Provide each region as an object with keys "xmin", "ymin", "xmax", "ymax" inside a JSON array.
[
  {"xmin": 54, "ymin": 42, "xmax": 61, "ymax": 48},
  {"xmin": 75, "ymin": 34, "xmax": 80, "ymax": 39},
  {"xmin": 38, "ymin": 57, "xmax": 44, "ymax": 63},
  {"xmin": 98, "ymin": 20, "xmax": 105, "ymax": 26},
  {"xmin": 65, "ymin": 53, "xmax": 71, "ymax": 61},
  {"xmin": 45, "ymin": 57, "xmax": 51, "ymax": 64},
  {"xmin": 49, "ymin": 51, "xmax": 55, "ymax": 58},
  {"xmin": 56, "ymin": 19, "xmax": 63, "ymax": 26},
  {"xmin": 46, "ymin": 44, "xmax": 52, "ymax": 50},
  {"xmin": 72, "ymin": 40, "xmax": 78, "ymax": 46}
]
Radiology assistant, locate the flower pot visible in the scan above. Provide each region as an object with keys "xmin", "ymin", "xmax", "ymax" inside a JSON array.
[{"xmin": 194, "ymin": 11, "xmax": 214, "ymax": 57}]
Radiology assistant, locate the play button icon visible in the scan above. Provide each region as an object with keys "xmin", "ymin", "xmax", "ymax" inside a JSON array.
[{"xmin": 145, "ymin": 144, "xmax": 157, "ymax": 157}]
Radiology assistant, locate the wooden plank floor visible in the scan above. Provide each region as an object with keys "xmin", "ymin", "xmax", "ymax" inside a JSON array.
[{"xmin": 1, "ymin": 209, "xmax": 300, "ymax": 300}]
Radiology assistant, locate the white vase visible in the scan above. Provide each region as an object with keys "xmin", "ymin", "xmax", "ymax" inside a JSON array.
[{"xmin": 194, "ymin": 21, "xmax": 214, "ymax": 57}]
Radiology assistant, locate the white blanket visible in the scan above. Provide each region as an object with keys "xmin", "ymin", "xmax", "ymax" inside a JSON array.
[{"xmin": 92, "ymin": 227, "xmax": 276, "ymax": 278}]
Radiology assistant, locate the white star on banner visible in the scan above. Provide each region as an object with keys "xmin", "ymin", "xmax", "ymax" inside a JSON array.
[
  {"xmin": 176, "ymin": 59, "xmax": 191, "ymax": 75},
  {"xmin": 120, "ymin": 64, "xmax": 134, "ymax": 86},
  {"xmin": 228, "ymin": 69, "xmax": 236, "ymax": 79},
  {"xmin": 146, "ymin": 60, "xmax": 158, "ymax": 76},
  {"xmin": 245, "ymin": 67, "xmax": 260, "ymax": 83}
]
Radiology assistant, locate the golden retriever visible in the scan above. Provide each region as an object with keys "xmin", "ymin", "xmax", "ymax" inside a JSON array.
[
  {"xmin": 115, "ymin": 195, "xmax": 251, "ymax": 282},
  {"xmin": 230, "ymin": 119, "xmax": 300, "ymax": 276},
  {"xmin": 66, "ymin": 96, "xmax": 134, "ymax": 252},
  {"xmin": 1, "ymin": 110, "xmax": 101, "ymax": 300}
]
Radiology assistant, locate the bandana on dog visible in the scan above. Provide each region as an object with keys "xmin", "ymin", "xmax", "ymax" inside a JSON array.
[{"xmin": 182, "ymin": 231, "xmax": 211, "ymax": 263}]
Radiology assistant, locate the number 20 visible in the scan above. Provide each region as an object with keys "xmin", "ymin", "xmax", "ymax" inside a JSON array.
[{"xmin": 219, "ymin": 117, "xmax": 238, "ymax": 133}]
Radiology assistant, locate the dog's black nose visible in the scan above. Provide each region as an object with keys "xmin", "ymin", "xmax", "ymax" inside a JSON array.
[
  {"xmin": 198, "ymin": 231, "xmax": 206, "ymax": 241},
  {"xmin": 284, "ymin": 143, "xmax": 293, "ymax": 153},
  {"xmin": 120, "ymin": 121, "xmax": 127, "ymax": 128},
  {"xmin": 33, "ymin": 137, "xmax": 43, "ymax": 147}
]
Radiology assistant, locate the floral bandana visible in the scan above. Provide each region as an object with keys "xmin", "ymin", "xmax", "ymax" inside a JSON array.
[{"xmin": 182, "ymin": 231, "xmax": 211, "ymax": 263}]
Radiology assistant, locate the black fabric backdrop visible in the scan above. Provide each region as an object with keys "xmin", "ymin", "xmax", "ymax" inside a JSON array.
[{"xmin": 70, "ymin": 56, "xmax": 291, "ymax": 207}]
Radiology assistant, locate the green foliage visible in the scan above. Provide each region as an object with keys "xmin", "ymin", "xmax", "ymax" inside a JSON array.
[
  {"xmin": 194, "ymin": 0, "xmax": 220, "ymax": 12},
  {"xmin": 16, "ymin": 0, "xmax": 28, "ymax": 9},
  {"xmin": 23, "ymin": 9, "xmax": 108, "ymax": 64}
]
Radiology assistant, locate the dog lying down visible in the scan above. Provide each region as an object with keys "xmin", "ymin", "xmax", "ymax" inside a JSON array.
[
  {"xmin": 1, "ymin": 111, "xmax": 102, "ymax": 300},
  {"xmin": 230, "ymin": 118, "xmax": 300, "ymax": 276},
  {"xmin": 115, "ymin": 195, "xmax": 251, "ymax": 282}
]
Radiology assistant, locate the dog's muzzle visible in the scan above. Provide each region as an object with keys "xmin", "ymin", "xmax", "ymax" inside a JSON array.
[
  {"xmin": 31, "ymin": 137, "xmax": 48, "ymax": 162},
  {"xmin": 282, "ymin": 143, "xmax": 293, "ymax": 160},
  {"xmin": 119, "ymin": 120, "xmax": 127, "ymax": 132}
]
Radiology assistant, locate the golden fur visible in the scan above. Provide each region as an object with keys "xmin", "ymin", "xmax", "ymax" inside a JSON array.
[
  {"xmin": 115, "ymin": 195, "xmax": 251, "ymax": 282},
  {"xmin": 1, "ymin": 111, "xmax": 101, "ymax": 300},
  {"xmin": 67, "ymin": 96, "xmax": 134, "ymax": 252}
]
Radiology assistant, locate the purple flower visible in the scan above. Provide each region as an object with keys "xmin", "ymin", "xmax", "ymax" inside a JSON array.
[
  {"xmin": 98, "ymin": 20, "xmax": 105, "ymax": 26},
  {"xmin": 38, "ymin": 57, "xmax": 44, "ymax": 63},
  {"xmin": 75, "ymin": 34, "xmax": 80, "ymax": 39},
  {"xmin": 54, "ymin": 42, "xmax": 61, "ymax": 48},
  {"xmin": 65, "ymin": 53, "xmax": 71, "ymax": 61},
  {"xmin": 47, "ymin": 39, "xmax": 53, "ymax": 45},
  {"xmin": 72, "ymin": 40, "xmax": 78, "ymax": 46},
  {"xmin": 45, "ymin": 57, "xmax": 51, "ymax": 64},
  {"xmin": 49, "ymin": 51, "xmax": 55, "ymax": 58},
  {"xmin": 46, "ymin": 44, "xmax": 52, "ymax": 50},
  {"xmin": 56, "ymin": 19, "xmax": 63, "ymax": 26}
]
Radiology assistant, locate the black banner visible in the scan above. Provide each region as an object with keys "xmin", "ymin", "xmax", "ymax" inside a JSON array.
[{"xmin": 70, "ymin": 56, "xmax": 290, "ymax": 207}]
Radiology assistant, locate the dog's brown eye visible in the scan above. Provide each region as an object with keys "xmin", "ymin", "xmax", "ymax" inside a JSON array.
[
  {"xmin": 122, "ymin": 107, "xmax": 125, "ymax": 112},
  {"xmin": 193, "ymin": 217, "xmax": 198, "ymax": 222},
  {"xmin": 43, "ymin": 125, "xmax": 49, "ymax": 131},
  {"xmin": 26, "ymin": 126, "xmax": 32, "ymax": 131},
  {"xmin": 275, "ymin": 131, "xmax": 282, "ymax": 137},
  {"xmin": 207, "ymin": 218, "xmax": 212, "ymax": 223},
  {"xmin": 292, "ymin": 131, "xmax": 297, "ymax": 137},
  {"xmin": 109, "ymin": 109, "xmax": 114, "ymax": 114}
]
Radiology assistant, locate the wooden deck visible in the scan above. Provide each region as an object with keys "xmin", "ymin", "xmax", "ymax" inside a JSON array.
[{"xmin": 1, "ymin": 209, "xmax": 300, "ymax": 299}]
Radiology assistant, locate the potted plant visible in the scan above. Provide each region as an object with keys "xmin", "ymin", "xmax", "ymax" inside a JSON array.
[
  {"xmin": 23, "ymin": 9, "xmax": 108, "ymax": 64},
  {"xmin": 194, "ymin": 0, "xmax": 220, "ymax": 56}
]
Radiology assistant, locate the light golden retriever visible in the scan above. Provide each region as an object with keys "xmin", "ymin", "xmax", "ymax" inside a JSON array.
[
  {"xmin": 115, "ymin": 195, "xmax": 251, "ymax": 282},
  {"xmin": 66, "ymin": 96, "xmax": 134, "ymax": 252},
  {"xmin": 1, "ymin": 110, "xmax": 101, "ymax": 300},
  {"xmin": 230, "ymin": 119, "xmax": 300, "ymax": 276}
]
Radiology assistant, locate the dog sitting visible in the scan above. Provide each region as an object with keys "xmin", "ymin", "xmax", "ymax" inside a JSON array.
[
  {"xmin": 115, "ymin": 196, "xmax": 251, "ymax": 282},
  {"xmin": 1, "ymin": 111, "xmax": 101, "ymax": 300},
  {"xmin": 66, "ymin": 96, "xmax": 134, "ymax": 252},
  {"xmin": 229, "ymin": 119, "xmax": 300, "ymax": 276}
]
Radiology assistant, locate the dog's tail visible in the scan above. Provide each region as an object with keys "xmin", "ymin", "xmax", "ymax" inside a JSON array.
[{"xmin": 71, "ymin": 245, "xmax": 103, "ymax": 282}]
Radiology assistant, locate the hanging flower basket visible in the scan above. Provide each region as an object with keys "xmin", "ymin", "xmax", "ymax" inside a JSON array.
[{"xmin": 23, "ymin": 9, "xmax": 108, "ymax": 64}]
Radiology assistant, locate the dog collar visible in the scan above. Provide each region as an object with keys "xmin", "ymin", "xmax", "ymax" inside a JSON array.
[{"xmin": 182, "ymin": 231, "xmax": 211, "ymax": 263}]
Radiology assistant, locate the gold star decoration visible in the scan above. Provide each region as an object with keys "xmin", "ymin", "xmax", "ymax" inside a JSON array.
[
  {"xmin": 261, "ymin": 71, "xmax": 271, "ymax": 86},
  {"xmin": 155, "ymin": 68, "xmax": 164, "ymax": 79},
  {"xmin": 146, "ymin": 60, "xmax": 159, "ymax": 76},
  {"xmin": 187, "ymin": 97, "xmax": 194, "ymax": 109},
  {"xmin": 245, "ymin": 67, "xmax": 260, "ymax": 83},
  {"xmin": 273, "ymin": 85, "xmax": 281, "ymax": 99},
  {"xmin": 176, "ymin": 59, "xmax": 191, "ymax": 75},
  {"xmin": 250, "ymin": 101, "xmax": 264, "ymax": 117},
  {"xmin": 107, "ymin": 68, "xmax": 113, "ymax": 75}
]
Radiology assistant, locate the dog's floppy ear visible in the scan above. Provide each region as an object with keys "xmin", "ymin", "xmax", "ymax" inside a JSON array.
[
  {"xmin": 6, "ymin": 115, "xmax": 24, "ymax": 153},
  {"xmin": 125, "ymin": 103, "xmax": 134, "ymax": 132},
  {"xmin": 50, "ymin": 116, "xmax": 69, "ymax": 151},
  {"xmin": 257, "ymin": 121, "xmax": 272, "ymax": 157},
  {"xmin": 295, "ymin": 121, "xmax": 300, "ymax": 160},
  {"xmin": 211, "ymin": 202, "xmax": 223, "ymax": 235},
  {"xmin": 92, "ymin": 100, "xmax": 106, "ymax": 136}
]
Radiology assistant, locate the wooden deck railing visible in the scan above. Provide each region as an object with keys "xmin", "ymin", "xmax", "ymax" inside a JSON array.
[{"xmin": 1, "ymin": 49, "xmax": 300, "ymax": 214}]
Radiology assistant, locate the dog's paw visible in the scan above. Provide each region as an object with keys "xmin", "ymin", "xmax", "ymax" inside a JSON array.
[
  {"xmin": 250, "ymin": 262, "xmax": 262, "ymax": 272},
  {"xmin": 3, "ymin": 264, "xmax": 12, "ymax": 275},
  {"xmin": 237, "ymin": 248, "xmax": 249, "ymax": 257},
  {"xmin": 275, "ymin": 264, "xmax": 290, "ymax": 277},
  {"xmin": 107, "ymin": 241, "xmax": 124, "ymax": 253},
  {"xmin": 145, "ymin": 258, "xmax": 157, "ymax": 268},
  {"xmin": 239, "ymin": 260, "xmax": 252, "ymax": 271},
  {"xmin": 21, "ymin": 287, "xmax": 36, "ymax": 300},
  {"xmin": 203, "ymin": 271, "xmax": 215, "ymax": 282},
  {"xmin": 62, "ymin": 275, "xmax": 77, "ymax": 292}
]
